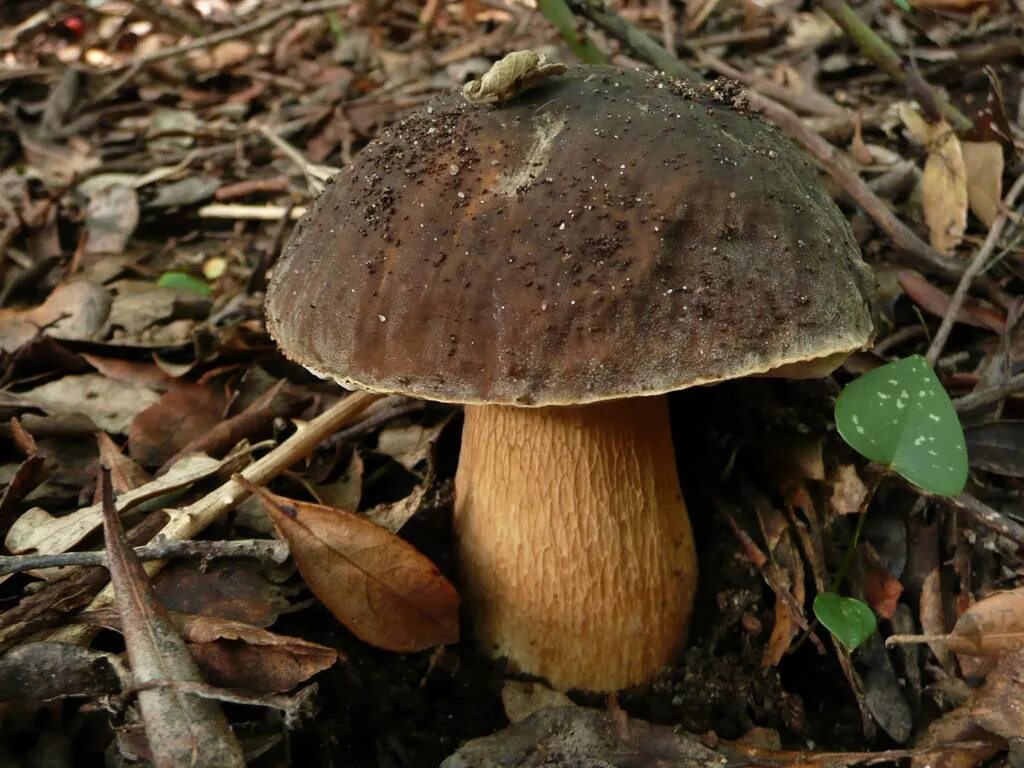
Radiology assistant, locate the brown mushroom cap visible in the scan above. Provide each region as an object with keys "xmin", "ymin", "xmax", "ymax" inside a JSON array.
[{"xmin": 266, "ymin": 67, "xmax": 874, "ymax": 406}]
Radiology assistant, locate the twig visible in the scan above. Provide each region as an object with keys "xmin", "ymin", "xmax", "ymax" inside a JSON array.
[
  {"xmin": 953, "ymin": 370, "xmax": 1024, "ymax": 411},
  {"xmin": 925, "ymin": 172, "xmax": 1024, "ymax": 366},
  {"xmin": 258, "ymin": 125, "xmax": 338, "ymax": 195},
  {"xmin": 818, "ymin": 0, "xmax": 972, "ymax": 132},
  {"xmin": 0, "ymin": 539, "xmax": 290, "ymax": 576},
  {"xmin": 91, "ymin": 0, "xmax": 344, "ymax": 103},
  {"xmin": 946, "ymin": 493, "xmax": 1024, "ymax": 545},
  {"xmin": 128, "ymin": 0, "xmax": 204, "ymax": 37},
  {"xmin": 563, "ymin": 0, "xmax": 702, "ymax": 81},
  {"xmin": 110, "ymin": 0, "xmax": 345, "ymax": 72},
  {"xmin": 198, "ymin": 203, "xmax": 307, "ymax": 220},
  {"xmin": 49, "ymin": 391, "xmax": 384, "ymax": 645},
  {"xmin": 697, "ymin": 51, "xmax": 846, "ymax": 117}
]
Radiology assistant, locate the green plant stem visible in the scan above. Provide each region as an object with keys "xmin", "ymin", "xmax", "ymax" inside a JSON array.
[
  {"xmin": 832, "ymin": 469, "xmax": 885, "ymax": 591},
  {"xmin": 563, "ymin": 0, "xmax": 702, "ymax": 81},
  {"xmin": 818, "ymin": 0, "xmax": 972, "ymax": 132},
  {"xmin": 536, "ymin": 0, "xmax": 608, "ymax": 65}
]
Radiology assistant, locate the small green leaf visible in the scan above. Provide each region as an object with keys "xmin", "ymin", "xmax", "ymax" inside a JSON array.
[
  {"xmin": 891, "ymin": 0, "xmax": 912, "ymax": 11},
  {"xmin": 814, "ymin": 593, "xmax": 876, "ymax": 651},
  {"xmin": 157, "ymin": 271, "xmax": 211, "ymax": 296},
  {"xmin": 835, "ymin": 355, "xmax": 967, "ymax": 496}
]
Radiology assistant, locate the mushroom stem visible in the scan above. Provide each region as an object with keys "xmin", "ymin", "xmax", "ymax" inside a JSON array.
[{"xmin": 454, "ymin": 395, "xmax": 697, "ymax": 692}]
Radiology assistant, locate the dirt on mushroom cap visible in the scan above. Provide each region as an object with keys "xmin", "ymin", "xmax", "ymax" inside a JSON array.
[{"xmin": 265, "ymin": 67, "xmax": 874, "ymax": 407}]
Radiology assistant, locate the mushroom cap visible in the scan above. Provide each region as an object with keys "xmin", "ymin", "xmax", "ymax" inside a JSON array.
[{"xmin": 266, "ymin": 66, "xmax": 874, "ymax": 406}]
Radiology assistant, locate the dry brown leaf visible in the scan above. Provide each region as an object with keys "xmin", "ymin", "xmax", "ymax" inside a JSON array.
[
  {"xmin": 21, "ymin": 373, "xmax": 161, "ymax": 434},
  {"xmin": 910, "ymin": 648, "xmax": 1023, "ymax": 768},
  {"xmin": 920, "ymin": 568, "xmax": 953, "ymax": 669},
  {"xmin": 154, "ymin": 560, "xmax": 291, "ymax": 629},
  {"xmin": 961, "ymin": 141, "xmax": 1003, "ymax": 227},
  {"xmin": 97, "ymin": 433, "xmax": 152, "ymax": 494},
  {"xmin": 250, "ymin": 486, "xmax": 459, "ymax": 652},
  {"xmin": 753, "ymin": 493, "xmax": 804, "ymax": 667},
  {"xmin": 6, "ymin": 452, "xmax": 240, "ymax": 557},
  {"xmin": 100, "ymin": 471, "xmax": 245, "ymax": 767},
  {"xmin": 177, "ymin": 614, "xmax": 338, "ymax": 694},
  {"xmin": 0, "ymin": 281, "xmax": 112, "ymax": 353},
  {"xmin": 0, "ymin": 642, "xmax": 127, "ymax": 701},
  {"xmin": 862, "ymin": 563, "xmax": 903, "ymax": 620},
  {"xmin": 894, "ymin": 588, "xmax": 1024, "ymax": 657},
  {"xmin": 129, "ymin": 382, "xmax": 229, "ymax": 467},
  {"xmin": 828, "ymin": 464, "xmax": 867, "ymax": 516},
  {"xmin": 899, "ymin": 105, "xmax": 968, "ymax": 255},
  {"xmin": 921, "ymin": 133, "xmax": 968, "ymax": 254}
]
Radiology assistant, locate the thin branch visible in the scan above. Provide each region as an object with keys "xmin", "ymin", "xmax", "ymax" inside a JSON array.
[
  {"xmin": 818, "ymin": 0, "xmax": 972, "ymax": 132},
  {"xmin": 48, "ymin": 391, "xmax": 384, "ymax": 645},
  {"xmin": 90, "ymin": 0, "xmax": 344, "ymax": 103},
  {"xmin": 111, "ymin": 0, "xmax": 345, "ymax": 71},
  {"xmin": 946, "ymin": 492, "xmax": 1024, "ymax": 545},
  {"xmin": 563, "ymin": 0, "xmax": 702, "ymax": 81},
  {"xmin": 0, "ymin": 539, "xmax": 289, "ymax": 576},
  {"xmin": 697, "ymin": 51, "xmax": 846, "ymax": 117},
  {"xmin": 953, "ymin": 370, "xmax": 1024, "ymax": 412},
  {"xmin": 925, "ymin": 171, "xmax": 1024, "ymax": 366}
]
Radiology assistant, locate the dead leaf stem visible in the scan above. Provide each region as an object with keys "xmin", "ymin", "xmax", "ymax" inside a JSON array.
[
  {"xmin": 0, "ymin": 538, "xmax": 289, "ymax": 575},
  {"xmin": 925, "ymin": 171, "xmax": 1024, "ymax": 366}
]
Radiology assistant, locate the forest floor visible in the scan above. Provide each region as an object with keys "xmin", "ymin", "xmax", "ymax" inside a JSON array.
[{"xmin": 0, "ymin": 0, "xmax": 1023, "ymax": 766}]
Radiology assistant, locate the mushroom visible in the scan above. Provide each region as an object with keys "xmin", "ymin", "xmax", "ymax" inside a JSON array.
[{"xmin": 265, "ymin": 63, "xmax": 874, "ymax": 692}]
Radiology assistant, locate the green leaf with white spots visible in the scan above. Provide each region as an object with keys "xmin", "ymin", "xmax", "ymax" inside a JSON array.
[
  {"xmin": 813, "ymin": 593, "xmax": 876, "ymax": 651},
  {"xmin": 835, "ymin": 355, "xmax": 967, "ymax": 496}
]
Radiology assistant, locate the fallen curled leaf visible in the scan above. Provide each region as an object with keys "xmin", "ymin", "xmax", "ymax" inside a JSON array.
[
  {"xmin": 85, "ymin": 184, "xmax": 140, "ymax": 255},
  {"xmin": 961, "ymin": 141, "xmax": 1003, "ymax": 227},
  {"xmin": 100, "ymin": 470, "xmax": 245, "ymax": 768},
  {"xmin": 129, "ymin": 382, "xmax": 229, "ymax": 467},
  {"xmin": 97, "ymin": 433, "xmax": 152, "ymax": 494},
  {"xmin": 862, "ymin": 563, "xmax": 903, "ymax": 620},
  {"xmin": 154, "ymin": 559, "xmax": 291, "ymax": 628},
  {"xmin": 249, "ymin": 485, "xmax": 460, "ymax": 652},
  {"xmin": 892, "ymin": 588, "xmax": 1024, "ymax": 657},
  {"xmin": 178, "ymin": 613, "xmax": 339, "ymax": 694},
  {"xmin": 899, "ymin": 105, "xmax": 967, "ymax": 255},
  {"xmin": 910, "ymin": 648, "xmax": 1023, "ymax": 768},
  {"xmin": 20, "ymin": 372, "xmax": 161, "ymax": 434},
  {"xmin": 921, "ymin": 136, "xmax": 968, "ymax": 255},
  {"xmin": 0, "ymin": 281, "xmax": 112, "ymax": 353}
]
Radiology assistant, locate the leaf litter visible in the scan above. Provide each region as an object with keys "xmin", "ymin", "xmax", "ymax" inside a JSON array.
[{"xmin": 1, "ymin": 0, "xmax": 1023, "ymax": 766}]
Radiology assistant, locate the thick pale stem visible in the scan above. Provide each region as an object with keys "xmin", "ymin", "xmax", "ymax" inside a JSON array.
[{"xmin": 454, "ymin": 395, "xmax": 696, "ymax": 692}]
